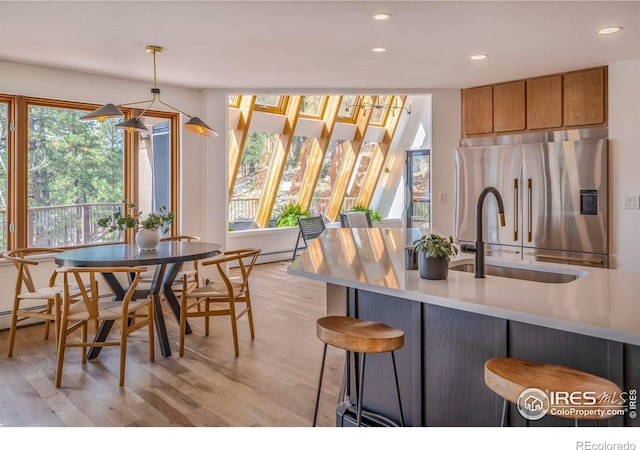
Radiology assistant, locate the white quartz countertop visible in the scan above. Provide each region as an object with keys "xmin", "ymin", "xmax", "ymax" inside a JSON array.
[{"xmin": 287, "ymin": 227, "xmax": 640, "ymax": 346}]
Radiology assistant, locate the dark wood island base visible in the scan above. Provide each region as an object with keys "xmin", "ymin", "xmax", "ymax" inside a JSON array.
[{"xmin": 339, "ymin": 287, "xmax": 639, "ymax": 427}]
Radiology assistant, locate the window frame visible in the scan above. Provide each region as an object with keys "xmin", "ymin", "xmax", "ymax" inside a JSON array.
[
  {"xmin": 227, "ymin": 93, "xmax": 406, "ymax": 228},
  {"xmin": 298, "ymin": 95, "xmax": 329, "ymax": 119},
  {"xmin": 336, "ymin": 95, "xmax": 362, "ymax": 123},
  {"xmin": 0, "ymin": 95, "xmax": 16, "ymax": 251},
  {"xmin": 6, "ymin": 94, "xmax": 179, "ymax": 250},
  {"xmin": 253, "ymin": 95, "xmax": 289, "ymax": 114}
]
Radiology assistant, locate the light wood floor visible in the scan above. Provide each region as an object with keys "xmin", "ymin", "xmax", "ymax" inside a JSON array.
[{"xmin": 0, "ymin": 261, "xmax": 345, "ymax": 427}]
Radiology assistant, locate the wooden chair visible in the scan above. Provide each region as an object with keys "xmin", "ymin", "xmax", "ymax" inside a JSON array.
[
  {"xmin": 292, "ymin": 216, "xmax": 325, "ymax": 261},
  {"xmin": 179, "ymin": 248, "xmax": 261, "ymax": 357},
  {"xmin": 55, "ymin": 266, "xmax": 154, "ymax": 387},
  {"xmin": 4, "ymin": 248, "xmax": 85, "ymax": 357},
  {"xmin": 154, "ymin": 235, "xmax": 202, "ymax": 292},
  {"xmin": 339, "ymin": 212, "xmax": 372, "ymax": 228}
]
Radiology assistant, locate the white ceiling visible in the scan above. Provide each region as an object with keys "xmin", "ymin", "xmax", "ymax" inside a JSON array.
[{"xmin": 1, "ymin": 1, "xmax": 640, "ymax": 92}]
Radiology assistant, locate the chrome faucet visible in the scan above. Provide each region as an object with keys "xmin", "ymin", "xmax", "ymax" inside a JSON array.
[{"xmin": 475, "ymin": 186, "xmax": 506, "ymax": 278}]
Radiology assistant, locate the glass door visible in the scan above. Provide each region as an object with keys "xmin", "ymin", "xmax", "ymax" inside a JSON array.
[{"xmin": 406, "ymin": 149, "xmax": 430, "ymax": 228}]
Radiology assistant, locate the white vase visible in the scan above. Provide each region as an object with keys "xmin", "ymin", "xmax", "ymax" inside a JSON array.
[{"xmin": 135, "ymin": 228, "xmax": 161, "ymax": 251}]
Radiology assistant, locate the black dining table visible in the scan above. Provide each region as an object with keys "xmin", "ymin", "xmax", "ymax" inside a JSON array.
[{"xmin": 55, "ymin": 241, "xmax": 222, "ymax": 357}]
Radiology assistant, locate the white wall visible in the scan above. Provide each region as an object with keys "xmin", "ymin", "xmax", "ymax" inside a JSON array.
[
  {"xmin": 372, "ymin": 94, "xmax": 432, "ymax": 221},
  {"xmin": 426, "ymin": 90, "xmax": 461, "ymax": 237},
  {"xmin": 370, "ymin": 90, "xmax": 460, "ymax": 238},
  {"xmin": 608, "ymin": 58, "xmax": 640, "ymax": 271}
]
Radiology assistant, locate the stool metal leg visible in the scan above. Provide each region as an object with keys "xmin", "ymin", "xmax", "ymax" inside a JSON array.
[
  {"xmin": 312, "ymin": 343, "xmax": 328, "ymax": 427},
  {"xmin": 390, "ymin": 350, "xmax": 405, "ymax": 426},
  {"xmin": 356, "ymin": 353, "xmax": 366, "ymax": 427},
  {"xmin": 339, "ymin": 351, "xmax": 351, "ymax": 403},
  {"xmin": 501, "ymin": 398, "xmax": 508, "ymax": 427}
]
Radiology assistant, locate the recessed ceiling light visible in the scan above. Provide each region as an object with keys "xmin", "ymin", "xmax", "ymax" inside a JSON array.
[
  {"xmin": 373, "ymin": 13, "xmax": 391, "ymax": 21},
  {"xmin": 372, "ymin": 47, "xmax": 388, "ymax": 53},
  {"xmin": 470, "ymin": 54, "xmax": 489, "ymax": 61},
  {"xmin": 597, "ymin": 26, "xmax": 623, "ymax": 35}
]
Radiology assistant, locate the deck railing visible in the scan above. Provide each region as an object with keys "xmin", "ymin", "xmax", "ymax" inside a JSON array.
[
  {"xmin": 28, "ymin": 202, "xmax": 123, "ymax": 247},
  {"xmin": 411, "ymin": 197, "xmax": 430, "ymax": 227},
  {"xmin": 228, "ymin": 198, "xmax": 260, "ymax": 223},
  {"xmin": 0, "ymin": 203, "xmax": 122, "ymax": 249}
]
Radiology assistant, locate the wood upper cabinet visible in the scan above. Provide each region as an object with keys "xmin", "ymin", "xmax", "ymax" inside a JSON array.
[
  {"xmin": 494, "ymin": 81, "xmax": 525, "ymax": 132},
  {"xmin": 461, "ymin": 66, "xmax": 607, "ymax": 137},
  {"xmin": 527, "ymin": 75, "xmax": 562, "ymax": 130},
  {"xmin": 462, "ymin": 86, "xmax": 493, "ymax": 136},
  {"xmin": 564, "ymin": 67, "xmax": 606, "ymax": 127}
]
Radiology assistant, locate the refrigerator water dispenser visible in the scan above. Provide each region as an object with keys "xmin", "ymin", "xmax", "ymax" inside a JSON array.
[{"xmin": 580, "ymin": 189, "xmax": 598, "ymax": 215}]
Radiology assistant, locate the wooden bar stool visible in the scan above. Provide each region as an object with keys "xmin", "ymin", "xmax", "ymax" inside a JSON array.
[
  {"xmin": 312, "ymin": 316, "xmax": 405, "ymax": 427},
  {"xmin": 484, "ymin": 357, "xmax": 623, "ymax": 426}
]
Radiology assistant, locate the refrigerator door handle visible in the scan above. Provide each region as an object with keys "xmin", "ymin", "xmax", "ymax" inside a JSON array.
[
  {"xmin": 524, "ymin": 252, "xmax": 605, "ymax": 265},
  {"xmin": 513, "ymin": 179, "xmax": 519, "ymax": 241},
  {"xmin": 527, "ymin": 178, "xmax": 533, "ymax": 242},
  {"xmin": 487, "ymin": 248, "xmax": 520, "ymax": 255}
]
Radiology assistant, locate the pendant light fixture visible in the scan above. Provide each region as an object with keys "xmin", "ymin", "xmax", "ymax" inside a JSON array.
[
  {"xmin": 80, "ymin": 45, "xmax": 218, "ymax": 137},
  {"xmin": 345, "ymin": 96, "xmax": 411, "ymax": 117}
]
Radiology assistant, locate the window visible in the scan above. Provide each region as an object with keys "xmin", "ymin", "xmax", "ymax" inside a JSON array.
[
  {"xmin": 0, "ymin": 94, "xmax": 179, "ymax": 250},
  {"xmin": 26, "ymin": 103, "xmax": 125, "ymax": 247},
  {"xmin": 229, "ymin": 131, "xmax": 278, "ymax": 227},
  {"xmin": 310, "ymin": 139, "xmax": 348, "ymax": 216},
  {"xmin": 407, "ymin": 150, "xmax": 430, "ymax": 228},
  {"xmin": 369, "ymin": 95, "xmax": 392, "ymax": 125},
  {"xmin": 273, "ymin": 135, "xmax": 316, "ymax": 215},
  {"xmin": 0, "ymin": 100, "xmax": 9, "ymax": 251},
  {"xmin": 227, "ymin": 94, "xmax": 408, "ymax": 228},
  {"xmin": 228, "ymin": 94, "xmax": 241, "ymax": 108},
  {"xmin": 337, "ymin": 95, "xmax": 360, "ymax": 122},
  {"xmin": 136, "ymin": 114, "xmax": 175, "ymax": 238},
  {"xmin": 344, "ymin": 142, "xmax": 377, "ymax": 209},
  {"xmin": 254, "ymin": 95, "xmax": 288, "ymax": 114},
  {"xmin": 299, "ymin": 96, "xmax": 327, "ymax": 118}
]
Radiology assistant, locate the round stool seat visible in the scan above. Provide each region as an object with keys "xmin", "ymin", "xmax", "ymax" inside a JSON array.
[
  {"xmin": 316, "ymin": 316, "xmax": 404, "ymax": 354},
  {"xmin": 485, "ymin": 357, "xmax": 623, "ymax": 420}
]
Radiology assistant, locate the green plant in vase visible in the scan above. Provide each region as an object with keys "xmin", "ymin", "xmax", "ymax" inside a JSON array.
[
  {"xmin": 275, "ymin": 202, "xmax": 310, "ymax": 227},
  {"xmin": 413, "ymin": 233, "xmax": 458, "ymax": 280},
  {"xmin": 98, "ymin": 201, "xmax": 174, "ymax": 250},
  {"xmin": 98, "ymin": 202, "xmax": 174, "ymax": 233}
]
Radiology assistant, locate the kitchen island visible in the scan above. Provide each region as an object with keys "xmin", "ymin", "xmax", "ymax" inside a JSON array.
[{"xmin": 287, "ymin": 227, "xmax": 640, "ymax": 427}]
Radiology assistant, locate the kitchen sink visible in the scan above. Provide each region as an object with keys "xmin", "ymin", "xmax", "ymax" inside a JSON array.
[{"xmin": 449, "ymin": 262, "xmax": 585, "ymax": 283}]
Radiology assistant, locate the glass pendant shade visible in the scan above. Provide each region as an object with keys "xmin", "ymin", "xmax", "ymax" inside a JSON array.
[
  {"xmin": 80, "ymin": 103, "xmax": 124, "ymax": 122},
  {"xmin": 115, "ymin": 117, "xmax": 149, "ymax": 133},
  {"xmin": 184, "ymin": 117, "xmax": 219, "ymax": 137}
]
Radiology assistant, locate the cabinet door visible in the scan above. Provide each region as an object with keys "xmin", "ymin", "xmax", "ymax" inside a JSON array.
[
  {"xmin": 424, "ymin": 304, "xmax": 507, "ymax": 426},
  {"xmin": 527, "ymin": 75, "xmax": 562, "ymax": 129},
  {"xmin": 494, "ymin": 81, "xmax": 526, "ymax": 132},
  {"xmin": 564, "ymin": 67, "xmax": 606, "ymax": 127},
  {"xmin": 462, "ymin": 86, "xmax": 493, "ymax": 136}
]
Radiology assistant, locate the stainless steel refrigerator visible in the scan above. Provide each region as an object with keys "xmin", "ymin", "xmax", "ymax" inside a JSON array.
[{"xmin": 455, "ymin": 128, "xmax": 608, "ymax": 268}]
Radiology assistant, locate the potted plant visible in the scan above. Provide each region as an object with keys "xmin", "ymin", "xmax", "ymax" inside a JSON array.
[
  {"xmin": 98, "ymin": 201, "xmax": 174, "ymax": 251},
  {"xmin": 413, "ymin": 233, "xmax": 458, "ymax": 280},
  {"xmin": 275, "ymin": 202, "xmax": 310, "ymax": 227},
  {"xmin": 349, "ymin": 203, "xmax": 382, "ymax": 222}
]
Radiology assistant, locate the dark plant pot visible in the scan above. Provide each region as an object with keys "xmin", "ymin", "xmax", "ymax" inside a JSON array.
[{"xmin": 418, "ymin": 252, "xmax": 449, "ymax": 280}]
